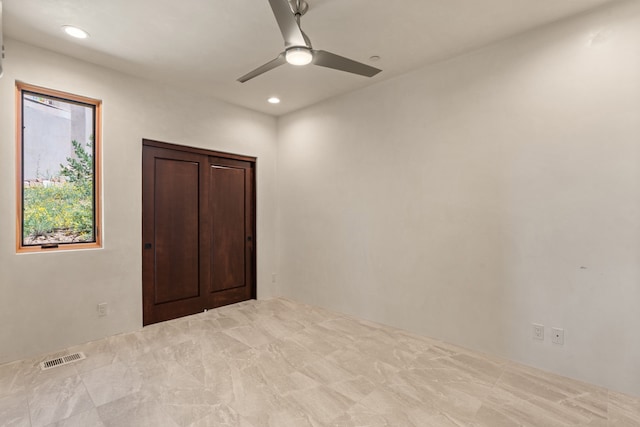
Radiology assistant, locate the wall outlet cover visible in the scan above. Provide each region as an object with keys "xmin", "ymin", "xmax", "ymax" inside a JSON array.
[
  {"xmin": 97, "ymin": 303, "xmax": 108, "ymax": 317},
  {"xmin": 533, "ymin": 323, "xmax": 544, "ymax": 340},
  {"xmin": 552, "ymin": 327, "xmax": 564, "ymax": 345}
]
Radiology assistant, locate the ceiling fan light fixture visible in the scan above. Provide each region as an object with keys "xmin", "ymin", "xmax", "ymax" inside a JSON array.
[{"xmin": 285, "ymin": 47, "xmax": 313, "ymax": 66}]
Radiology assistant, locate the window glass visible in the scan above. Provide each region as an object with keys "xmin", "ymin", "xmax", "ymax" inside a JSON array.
[{"xmin": 18, "ymin": 83, "xmax": 101, "ymax": 251}]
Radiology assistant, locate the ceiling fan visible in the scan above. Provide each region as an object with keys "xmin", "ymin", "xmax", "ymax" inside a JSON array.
[{"xmin": 238, "ymin": 0, "xmax": 382, "ymax": 83}]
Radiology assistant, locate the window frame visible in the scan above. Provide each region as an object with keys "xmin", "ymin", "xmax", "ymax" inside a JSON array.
[{"xmin": 16, "ymin": 82, "xmax": 102, "ymax": 253}]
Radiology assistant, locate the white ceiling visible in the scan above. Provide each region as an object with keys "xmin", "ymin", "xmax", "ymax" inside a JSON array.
[{"xmin": 3, "ymin": 0, "xmax": 614, "ymax": 115}]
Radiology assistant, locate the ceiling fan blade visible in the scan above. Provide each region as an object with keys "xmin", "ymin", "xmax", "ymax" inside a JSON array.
[
  {"xmin": 312, "ymin": 50, "xmax": 382, "ymax": 78},
  {"xmin": 268, "ymin": 0, "xmax": 307, "ymax": 48},
  {"xmin": 237, "ymin": 53, "xmax": 287, "ymax": 83}
]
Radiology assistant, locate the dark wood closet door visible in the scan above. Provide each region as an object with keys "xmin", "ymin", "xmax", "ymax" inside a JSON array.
[
  {"xmin": 142, "ymin": 146, "xmax": 210, "ymax": 325},
  {"xmin": 208, "ymin": 157, "xmax": 254, "ymax": 308},
  {"xmin": 142, "ymin": 140, "xmax": 255, "ymax": 326}
]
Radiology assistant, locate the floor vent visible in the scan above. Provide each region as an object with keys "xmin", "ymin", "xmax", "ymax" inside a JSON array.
[{"xmin": 40, "ymin": 352, "xmax": 86, "ymax": 370}]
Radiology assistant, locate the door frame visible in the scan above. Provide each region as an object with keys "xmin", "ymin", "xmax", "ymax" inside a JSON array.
[{"xmin": 142, "ymin": 139, "xmax": 257, "ymax": 325}]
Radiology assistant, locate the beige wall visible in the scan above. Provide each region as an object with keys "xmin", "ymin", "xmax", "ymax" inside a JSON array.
[
  {"xmin": 0, "ymin": 39, "xmax": 279, "ymax": 364},
  {"xmin": 277, "ymin": 1, "xmax": 640, "ymax": 395}
]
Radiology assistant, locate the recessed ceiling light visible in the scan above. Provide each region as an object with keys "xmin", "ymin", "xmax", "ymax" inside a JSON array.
[
  {"xmin": 369, "ymin": 55, "xmax": 381, "ymax": 62},
  {"xmin": 268, "ymin": 97, "xmax": 281, "ymax": 104},
  {"xmin": 62, "ymin": 25, "xmax": 90, "ymax": 39}
]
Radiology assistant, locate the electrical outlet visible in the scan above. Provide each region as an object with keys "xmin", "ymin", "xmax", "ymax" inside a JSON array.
[
  {"xmin": 532, "ymin": 324, "xmax": 544, "ymax": 340},
  {"xmin": 551, "ymin": 327, "xmax": 564, "ymax": 345},
  {"xmin": 97, "ymin": 303, "xmax": 108, "ymax": 317}
]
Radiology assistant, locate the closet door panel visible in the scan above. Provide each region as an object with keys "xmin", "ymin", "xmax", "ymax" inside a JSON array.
[
  {"xmin": 142, "ymin": 145, "xmax": 209, "ymax": 325},
  {"xmin": 210, "ymin": 165, "xmax": 246, "ymax": 292},
  {"xmin": 154, "ymin": 158, "xmax": 201, "ymax": 303},
  {"xmin": 208, "ymin": 157, "xmax": 254, "ymax": 307}
]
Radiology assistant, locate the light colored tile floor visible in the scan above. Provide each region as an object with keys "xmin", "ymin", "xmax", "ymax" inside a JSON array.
[{"xmin": 1, "ymin": 298, "xmax": 639, "ymax": 426}]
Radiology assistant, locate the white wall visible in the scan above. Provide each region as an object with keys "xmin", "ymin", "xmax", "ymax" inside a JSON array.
[
  {"xmin": 0, "ymin": 39, "xmax": 278, "ymax": 364},
  {"xmin": 277, "ymin": 1, "xmax": 640, "ymax": 395}
]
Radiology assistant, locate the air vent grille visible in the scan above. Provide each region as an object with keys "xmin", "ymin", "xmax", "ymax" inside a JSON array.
[{"xmin": 40, "ymin": 352, "xmax": 86, "ymax": 370}]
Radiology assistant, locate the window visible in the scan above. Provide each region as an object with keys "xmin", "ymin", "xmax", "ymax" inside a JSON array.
[{"xmin": 16, "ymin": 82, "xmax": 102, "ymax": 252}]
